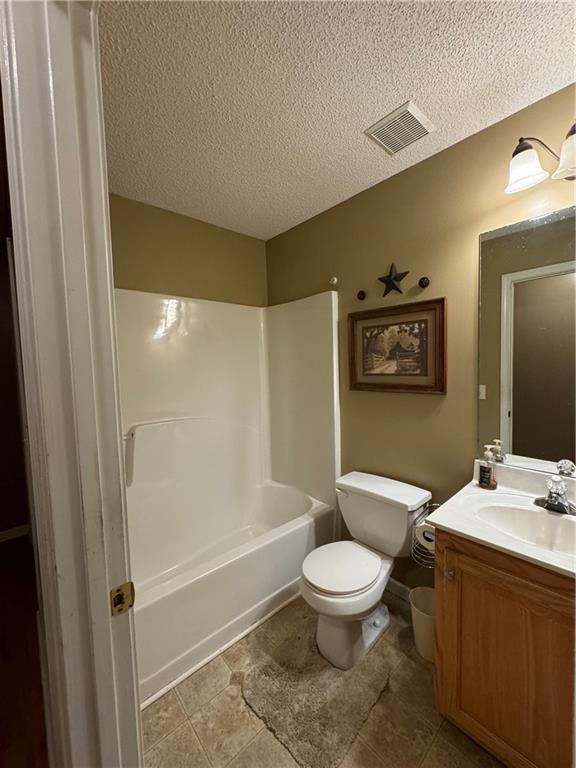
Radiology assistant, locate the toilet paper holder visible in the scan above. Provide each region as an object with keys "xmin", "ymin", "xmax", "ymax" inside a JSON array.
[{"xmin": 411, "ymin": 503, "xmax": 439, "ymax": 569}]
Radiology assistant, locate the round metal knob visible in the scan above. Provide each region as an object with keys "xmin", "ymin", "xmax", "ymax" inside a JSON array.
[{"xmin": 558, "ymin": 459, "xmax": 576, "ymax": 477}]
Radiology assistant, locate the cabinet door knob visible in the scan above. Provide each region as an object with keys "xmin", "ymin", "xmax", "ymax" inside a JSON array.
[{"xmin": 446, "ymin": 569, "xmax": 456, "ymax": 581}]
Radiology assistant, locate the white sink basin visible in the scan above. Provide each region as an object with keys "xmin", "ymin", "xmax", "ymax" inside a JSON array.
[
  {"xmin": 429, "ymin": 483, "xmax": 576, "ymax": 575},
  {"xmin": 475, "ymin": 501, "xmax": 576, "ymax": 556},
  {"xmin": 427, "ymin": 472, "xmax": 576, "ymax": 576}
]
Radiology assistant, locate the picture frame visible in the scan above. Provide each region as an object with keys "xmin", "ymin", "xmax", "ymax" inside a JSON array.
[{"xmin": 348, "ymin": 298, "xmax": 446, "ymax": 393}]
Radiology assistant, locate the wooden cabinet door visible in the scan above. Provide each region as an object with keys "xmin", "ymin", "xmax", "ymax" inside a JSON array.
[{"xmin": 436, "ymin": 536, "xmax": 574, "ymax": 768}]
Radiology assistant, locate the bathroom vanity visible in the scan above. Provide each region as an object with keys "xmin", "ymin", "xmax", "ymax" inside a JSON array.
[
  {"xmin": 430, "ymin": 466, "xmax": 575, "ymax": 768},
  {"xmin": 435, "ymin": 530, "xmax": 573, "ymax": 768}
]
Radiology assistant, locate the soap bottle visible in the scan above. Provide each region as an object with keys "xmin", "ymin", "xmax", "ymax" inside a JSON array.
[
  {"xmin": 478, "ymin": 445, "xmax": 498, "ymax": 490},
  {"xmin": 492, "ymin": 439, "xmax": 504, "ymax": 463}
]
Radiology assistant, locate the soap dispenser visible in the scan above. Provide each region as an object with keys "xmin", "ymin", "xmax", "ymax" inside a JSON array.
[
  {"xmin": 478, "ymin": 445, "xmax": 498, "ymax": 490},
  {"xmin": 492, "ymin": 439, "xmax": 505, "ymax": 463}
]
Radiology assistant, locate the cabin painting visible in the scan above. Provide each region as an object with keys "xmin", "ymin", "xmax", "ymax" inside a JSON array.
[{"xmin": 362, "ymin": 320, "xmax": 427, "ymax": 376}]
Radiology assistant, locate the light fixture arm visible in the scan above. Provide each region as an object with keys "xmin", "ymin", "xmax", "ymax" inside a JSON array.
[{"xmin": 520, "ymin": 137, "xmax": 560, "ymax": 161}]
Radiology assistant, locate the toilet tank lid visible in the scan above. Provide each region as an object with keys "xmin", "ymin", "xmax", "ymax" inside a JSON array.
[{"xmin": 336, "ymin": 471, "xmax": 431, "ymax": 511}]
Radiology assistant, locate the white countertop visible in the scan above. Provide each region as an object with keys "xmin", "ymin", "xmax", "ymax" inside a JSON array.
[{"xmin": 428, "ymin": 465, "xmax": 576, "ymax": 577}]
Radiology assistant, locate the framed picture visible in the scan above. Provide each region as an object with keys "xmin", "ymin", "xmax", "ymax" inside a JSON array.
[{"xmin": 348, "ymin": 298, "xmax": 446, "ymax": 393}]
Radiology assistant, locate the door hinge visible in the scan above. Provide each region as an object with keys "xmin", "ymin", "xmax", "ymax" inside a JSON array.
[{"xmin": 110, "ymin": 581, "xmax": 135, "ymax": 616}]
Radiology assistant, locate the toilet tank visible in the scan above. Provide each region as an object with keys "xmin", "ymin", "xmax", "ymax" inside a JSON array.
[{"xmin": 336, "ymin": 472, "xmax": 431, "ymax": 557}]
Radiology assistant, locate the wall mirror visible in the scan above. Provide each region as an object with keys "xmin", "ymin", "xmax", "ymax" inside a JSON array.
[{"xmin": 478, "ymin": 207, "xmax": 575, "ymax": 473}]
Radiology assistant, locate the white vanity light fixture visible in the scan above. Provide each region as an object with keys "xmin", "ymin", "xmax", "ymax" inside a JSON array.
[
  {"xmin": 552, "ymin": 123, "xmax": 576, "ymax": 180},
  {"xmin": 504, "ymin": 122, "xmax": 576, "ymax": 194}
]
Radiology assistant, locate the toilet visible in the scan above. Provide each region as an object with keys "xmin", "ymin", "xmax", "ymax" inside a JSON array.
[{"xmin": 300, "ymin": 471, "xmax": 431, "ymax": 670}]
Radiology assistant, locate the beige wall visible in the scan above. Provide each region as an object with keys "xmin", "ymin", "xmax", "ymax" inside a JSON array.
[
  {"xmin": 266, "ymin": 85, "xmax": 576, "ymax": 503},
  {"xmin": 110, "ymin": 194, "xmax": 267, "ymax": 306}
]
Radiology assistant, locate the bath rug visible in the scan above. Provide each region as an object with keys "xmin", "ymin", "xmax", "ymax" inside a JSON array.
[{"xmin": 242, "ymin": 618, "xmax": 390, "ymax": 768}]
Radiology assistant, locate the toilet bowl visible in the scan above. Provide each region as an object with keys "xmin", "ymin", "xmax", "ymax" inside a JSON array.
[
  {"xmin": 300, "ymin": 472, "xmax": 431, "ymax": 669},
  {"xmin": 300, "ymin": 540, "xmax": 393, "ymax": 669}
]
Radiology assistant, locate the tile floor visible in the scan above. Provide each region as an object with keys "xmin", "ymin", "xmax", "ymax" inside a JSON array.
[{"xmin": 142, "ymin": 593, "xmax": 503, "ymax": 768}]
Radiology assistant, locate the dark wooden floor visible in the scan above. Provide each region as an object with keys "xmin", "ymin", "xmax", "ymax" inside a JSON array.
[{"xmin": 0, "ymin": 537, "xmax": 48, "ymax": 768}]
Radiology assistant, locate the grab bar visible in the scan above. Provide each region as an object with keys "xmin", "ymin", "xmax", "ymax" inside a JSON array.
[
  {"xmin": 122, "ymin": 416, "xmax": 206, "ymax": 487},
  {"xmin": 123, "ymin": 415, "xmax": 206, "ymax": 441}
]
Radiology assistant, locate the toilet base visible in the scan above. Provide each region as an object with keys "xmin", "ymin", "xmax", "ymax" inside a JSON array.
[{"xmin": 316, "ymin": 603, "xmax": 390, "ymax": 670}]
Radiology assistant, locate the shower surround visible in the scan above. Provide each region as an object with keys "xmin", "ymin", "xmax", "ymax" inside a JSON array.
[{"xmin": 114, "ymin": 289, "xmax": 340, "ymax": 703}]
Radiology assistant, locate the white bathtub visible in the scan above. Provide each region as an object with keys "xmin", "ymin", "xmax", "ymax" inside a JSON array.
[{"xmin": 132, "ymin": 475, "xmax": 334, "ymax": 704}]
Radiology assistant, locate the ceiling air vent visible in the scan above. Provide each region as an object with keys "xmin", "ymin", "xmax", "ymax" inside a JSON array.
[{"xmin": 365, "ymin": 101, "xmax": 435, "ymax": 155}]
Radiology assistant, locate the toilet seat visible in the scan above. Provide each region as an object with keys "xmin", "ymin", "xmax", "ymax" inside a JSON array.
[
  {"xmin": 300, "ymin": 556, "xmax": 392, "ymax": 620},
  {"xmin": 302, "ymin": 541, "xmax": 383, "ymax": 596}
]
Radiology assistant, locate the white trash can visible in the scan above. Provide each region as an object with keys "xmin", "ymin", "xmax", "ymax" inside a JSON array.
[{"xmin": 409, "ymin": 586, "xmax": 435, "ymax": 663}]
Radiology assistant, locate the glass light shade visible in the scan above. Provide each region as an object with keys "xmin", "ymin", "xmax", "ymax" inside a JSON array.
[
  {"xmin": 551, "ymin": 132, "xmax": 576, "ymax": 180},
  {"xmin": 504, "ymin": 147, "xmax": 549, "ymax": 194}
]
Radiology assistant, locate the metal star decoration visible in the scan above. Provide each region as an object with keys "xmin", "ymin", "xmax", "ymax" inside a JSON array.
[{"xmin": 378, "ymin": 263, "xmax": 410, "ymax": 296}]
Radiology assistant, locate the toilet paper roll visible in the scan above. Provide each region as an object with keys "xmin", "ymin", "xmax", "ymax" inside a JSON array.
[{"xmin": 415, "ymin": 522, "xmax": 435, "ymax": 552}]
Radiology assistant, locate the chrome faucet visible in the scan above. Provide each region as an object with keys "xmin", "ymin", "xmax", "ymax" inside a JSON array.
[{"xmin": 535, "ymin": 475, "xmax": 576, "ymax": 516}]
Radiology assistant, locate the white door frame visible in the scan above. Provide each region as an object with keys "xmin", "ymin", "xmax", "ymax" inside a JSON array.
[
  {"xmin": 500, "ymin": 260, "xmax": 575, "ymax": 454},
  {"xmin": 0, "ymin": 2, "xmax": 141, "ymax": 766}
]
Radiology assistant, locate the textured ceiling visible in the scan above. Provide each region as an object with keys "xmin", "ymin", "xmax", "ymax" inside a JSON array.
[{"xmin": 99, "ymin": 1, "xmax": 575, "ymax": 240}]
